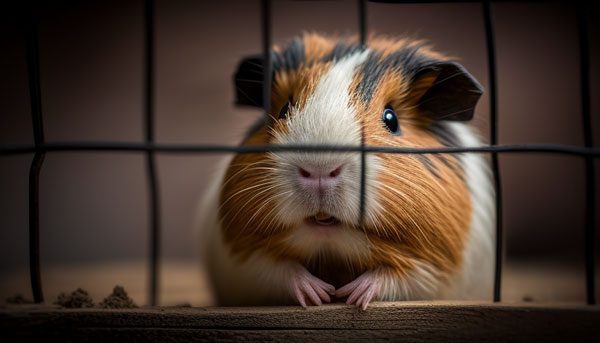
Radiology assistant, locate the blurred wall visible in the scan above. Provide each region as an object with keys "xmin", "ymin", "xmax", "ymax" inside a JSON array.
[{"xmin": 1, "ymin": 0, "xmax": 599, "ymax": 285}]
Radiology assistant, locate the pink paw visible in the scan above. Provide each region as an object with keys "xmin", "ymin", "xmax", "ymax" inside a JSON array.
[
  {"xmin": 335, "ymin": 270, "xmax": 381, "ymax": 310},
  {"xmin": 289, "ymin": 265, "xmax": 335, "ymax": 307}
]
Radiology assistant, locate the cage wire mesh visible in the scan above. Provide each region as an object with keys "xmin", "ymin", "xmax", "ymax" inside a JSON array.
[{"xmin": 0, "ymin": 0, "xmax": 597, "ymax": 306}]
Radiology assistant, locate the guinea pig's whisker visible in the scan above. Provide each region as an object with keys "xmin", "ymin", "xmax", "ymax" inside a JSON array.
[
  {"xmin": 233, "ymin": 181, "xmax": 288, "ymax": 215},
  {"xmin": 223, "ymin": 160, "xmax": 274, "ymax": 173},
  {"xmin": 219, "ymin": 179, "xmax": 276, "ymax": 212},
  {"xmin": 220, "ymin": 162, "xmax": 275, "ymax": 189},
  {"xmin": 267, "ymin": 157, "xmax": 295, "ymax": 167},
  {"xmin": 220, "ymin": 176, "xmax": 272, "ymax": 202},
  {"xmin": 254, "ymin": 191, "xmax": 294, "ymax": 235},
  {"xmin": 227, "ymin": 160, "xmax": 272, "ymax": 169},
  {"xmin": 221, "ymin": 181, "xmax": 285, "ymax": 227},
  {"xmin": 243, "ymin": 60, "xmax": 264, "ymax": 70},
  {"xmin": 435, "ymin": 107, "xmax": 476, "ymax": 120},
  {"xmin": 429, "ymin": 71, "xmax": 464, "ymax": 86},
  {"xmin": 260, "ymin": 198, "xmax": 292, "ymax": 239},
  {"xmin": 221, "ymin": 194, "xmax": 272, "ymax": 234},
  {"xmin": 222, "ymin": 180, "xmax": 280, "ymax": 212},
  {"xmin": 239, "ymin": 69, "xmax": 264, "ymax": 77},
  {"xmin": 246, "ymin": 167, "xmax": 281, "ymax": 172},
  {"xmin": 241, "ymin": 196, "xmax": 280, "ymax": 234},
  {"xmin": 235, "ymin": 78, "xmax": 264, "ymax": 84},
  {"xmin": 235, "ymin": 86, "xmax": 262, "ymax": 107}
]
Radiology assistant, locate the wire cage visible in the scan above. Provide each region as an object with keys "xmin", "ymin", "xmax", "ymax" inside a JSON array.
[{"xmin": 0, "ymin": 0, "xmax": 597, "ymax": 311}]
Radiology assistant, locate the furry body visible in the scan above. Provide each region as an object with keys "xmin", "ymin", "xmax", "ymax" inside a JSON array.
[{"xmin": 201, "ymin": 34, "xmax": 495, "ymax": 307}]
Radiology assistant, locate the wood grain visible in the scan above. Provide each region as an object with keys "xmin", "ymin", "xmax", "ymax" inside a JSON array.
[{"xmin": 1, "ymin": 302, "xmax": 599, "ymax": 342}]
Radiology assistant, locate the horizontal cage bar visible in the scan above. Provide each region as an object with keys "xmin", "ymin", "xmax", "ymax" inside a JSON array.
[{"xmin": 1, "ymin": 142, "xmax": 600, "ymax": 156}]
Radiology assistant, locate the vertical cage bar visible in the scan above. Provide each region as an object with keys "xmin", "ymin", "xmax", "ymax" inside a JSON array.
[
  {"xmin": 358, "ymin": 0, "xmax": 367, "ymax": 46},
  {"xmin": 577, "ymin": 2, "xmax": 596, "ymax": 305},
  {"xmin": 483, "ymin": 0, "xmax": 503, "ymax": 302},
  {"xmin": 262, "ymin": 0, "xmax": 272, "ymax": 117},
  {"xmin": 358, "ymin": 0, "xmax": 368, "ymax": 226},
  {"xmin": 144, "ymin": 0, "xmax": 161, "ymax": 306},
  {"xmin": 25, "ymin": 4, "xmax": 45, "ymax": 304}
]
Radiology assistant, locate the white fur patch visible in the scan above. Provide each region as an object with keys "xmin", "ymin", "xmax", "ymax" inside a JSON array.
[
  {"xmin": 378, "ymin": 260, "xmax": 443, "ymax": 300},
  {"xmin": 273, "ymin": 50, "xmax": 370, "ymax": 146},
  {"xmin": 270, "ymin": 50, "xmax": 380, "ymax": 228},
  {"xmin": 440, "ymin": 122, "xmax": 495, "ymax": 300},
  {"xmin": 199, "ymin": 160, "xmax": 297, "ymax": 305}
]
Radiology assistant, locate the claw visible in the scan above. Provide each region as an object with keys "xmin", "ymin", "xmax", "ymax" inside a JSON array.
[
  {"xmin": 335, "ymin": 270, "xmax": 381, "ymax": 310},
  {"xmin": 289, "ymin": 265, "xmax": 335, "ymax": 307}
]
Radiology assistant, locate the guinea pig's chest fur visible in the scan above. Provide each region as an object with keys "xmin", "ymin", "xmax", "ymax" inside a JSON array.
[{"xmin": 208, "ymin": 33, "xmax": 494, "ymax": 304}]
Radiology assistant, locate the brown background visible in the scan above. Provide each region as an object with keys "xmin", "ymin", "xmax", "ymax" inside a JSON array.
[{"xmin": 0, "ymin": 0, "xmax": 599, "ymax": 304}]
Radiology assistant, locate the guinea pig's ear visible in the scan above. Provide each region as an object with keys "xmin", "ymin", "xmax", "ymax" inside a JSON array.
[
  {"xmin": 234, "ymin": 55, "xmax": 265, "ymax": 108},
  {"xmin": 412, "ymin": 61, "xmax": 483, "ymax": 121}
]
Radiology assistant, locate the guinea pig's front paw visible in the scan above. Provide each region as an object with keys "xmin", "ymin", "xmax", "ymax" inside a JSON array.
[
  {"xmin": 289, "ymin": 265, "xmax": 335, "ymax": 308},
  {"xmin": 335, "ymin": 270, "xmax": 382, "ymax": 310}
]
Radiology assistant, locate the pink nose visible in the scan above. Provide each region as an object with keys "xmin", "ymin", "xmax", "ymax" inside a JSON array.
[{"xmin": 298, "ymin": 165, "xmax": 343, "ymax": 191}]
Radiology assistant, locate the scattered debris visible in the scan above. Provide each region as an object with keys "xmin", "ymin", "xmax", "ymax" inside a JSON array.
[
  {"xmin": 98, "ymin": 285, "xmax": 137, "ymax": 309},
  {"xmin": 522, "ymin": 295, "xmax": 534, "ymax": 302},
  {"xmin": 174, "ymin": 302, "xmax": 192, "ymax": 308},
  {"xmin": 6, "ymin": 294, "xmax": 34, "ymax": 304},
  {"xmin": 55, "ymin": 288, "xmax": 94, "ymax": 308}
]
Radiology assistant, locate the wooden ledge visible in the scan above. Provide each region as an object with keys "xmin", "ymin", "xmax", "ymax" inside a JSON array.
[{"xmin": 2, "ymin": 302, "xmax": 599, "ymax": 342}]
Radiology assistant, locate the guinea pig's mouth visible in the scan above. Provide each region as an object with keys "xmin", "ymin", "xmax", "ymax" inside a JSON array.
[{"xmin": 305, "ymin": 212, "xmax": 341, "ymax": 227}]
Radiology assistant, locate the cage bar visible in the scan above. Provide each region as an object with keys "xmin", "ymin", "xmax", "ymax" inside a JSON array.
[
  {"xmin": 2, "ymin": 142, "xmax": 600, "ymax": 157},
  {"xmin": 262, "ymin": 0, "xmax": 272, "ymax": 118},
  {"xmin": 25, "ymin": 5, "xmax": 45, "ymax": 304},
  {"xmin": 1, "ymin": 0, "xmax": 596, "ymax": 308},
  {"xmin": 144, "ymin": 0, "xmax": 161, "ymax": 307},
  {"xmin": 359, "ymin": 0, "xmax": 367, "ymax": 46},
  {"xmin": 358, "ymin": 0, "xmax": 368, "ymax": 228},
  {"xmin": 577, "ymin": 2, "xmax": 596, "ymax": 306},
  {"xmin": 482, "ymin": 0, "xmax": 503, "ymax": 303}
]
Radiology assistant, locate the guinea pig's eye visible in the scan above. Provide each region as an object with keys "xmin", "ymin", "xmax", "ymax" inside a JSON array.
[
  {"xmin": 382, "ymin": 105, "xmax": 401, "ymax": 135},
  {"xmin": 278, "ymin": 101, "xmax": 290, "ymax": 119}
]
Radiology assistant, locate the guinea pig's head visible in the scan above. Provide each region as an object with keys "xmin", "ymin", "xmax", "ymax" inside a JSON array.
[{"xmin": 222, "ymin": 34, "xmax": 483, "ymax": 263}]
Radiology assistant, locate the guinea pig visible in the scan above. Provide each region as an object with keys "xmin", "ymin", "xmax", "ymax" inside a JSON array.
[{"xmin": 200, "ymin": 33, "xmax": 495, "ymax": 309}]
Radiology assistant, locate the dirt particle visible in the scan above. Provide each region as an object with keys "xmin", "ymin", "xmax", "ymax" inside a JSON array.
[
  {"xmin": 522, "ymin": 295, "xmax": 534, "ymax": 302},
  {"xmin": 6, "ymin": 294, "xmax": 34, "ymax": 304},
  {"xmin": 98, "ymin": 285, "xmax": 137, "ymax": 309},
  {"xmin": 55, "ymin": 288, "xmax": 94, "ymax": 308}
]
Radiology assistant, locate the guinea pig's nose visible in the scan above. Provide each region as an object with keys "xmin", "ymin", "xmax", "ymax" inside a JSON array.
[{"xmin": 298, "ymin": 165, "xmax": 343, "ymax": 191}]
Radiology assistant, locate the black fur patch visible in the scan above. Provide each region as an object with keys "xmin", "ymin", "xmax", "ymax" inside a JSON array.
[
  {"xmin": 429, "ymin": 122, "xmax": 460, "ymax": 147},
  {"xmin": 435, "ymin": 155, "xmax": 465, "ymax": 182},
  {"xmin": 357, "ymin": 51, "xmax": 384, "ymax": 105},
  {"xmin": 357, "ymin": 44, "xmax": 430, "ymax": 104},
  {"xmin": 273, "ymin": 37, "xmax": 305, "ymax": 72},
  {"xmin": 234, "ymin": 56, "xmax": 266, "ymax": 108},
  {"xmin": 416, "ymin": 61, "xmax": 482, "ymax": 121},
  {"xmin": 429, "ymin": 122, "xmax": 465, "ymax": 181},
  {"xmin": 322, "ymin": 41, "xmax": 365, "ymax": 63},
  {"xmin": 416, "ymin": 155, "xmax": 440, "ymax": 179}
]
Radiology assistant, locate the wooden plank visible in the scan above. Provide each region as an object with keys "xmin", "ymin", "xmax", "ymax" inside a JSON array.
[{"xmin": 1, "ymin": 302, "xmax": 599, "ymax": 341}]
